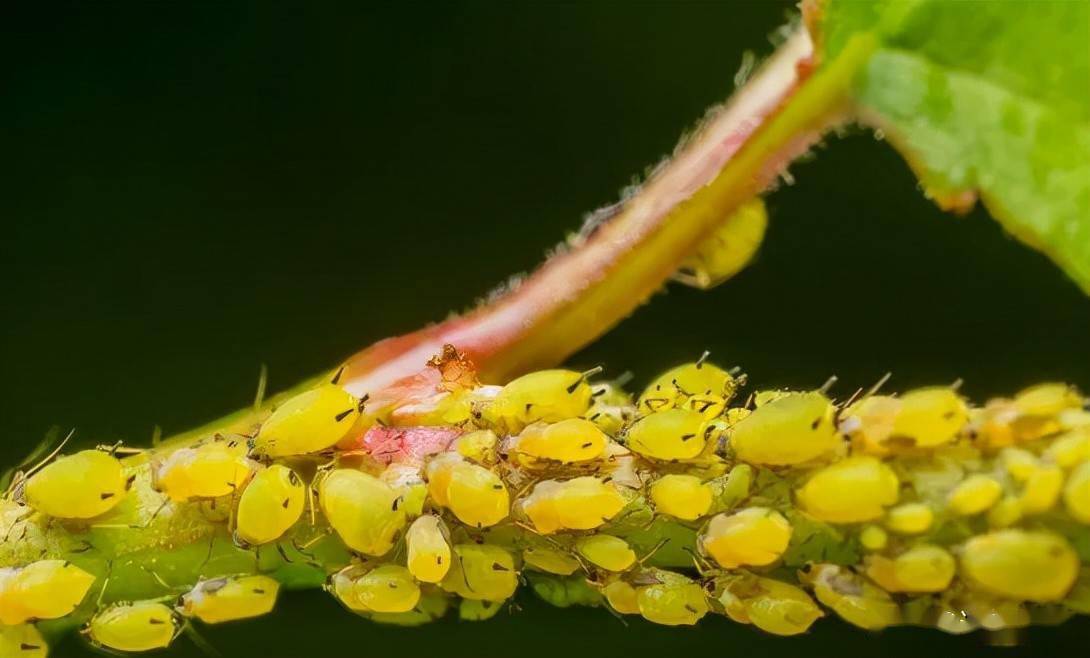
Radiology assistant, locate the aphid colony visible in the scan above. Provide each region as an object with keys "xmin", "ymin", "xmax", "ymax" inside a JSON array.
[{"xmin": 2, "ymin": 354, "xmax": 1090, "ymax": 655}]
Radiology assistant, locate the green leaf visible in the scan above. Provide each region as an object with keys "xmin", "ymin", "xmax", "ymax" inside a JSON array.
[{"xmin": 821, "ymin": 0, "xmax": 1090, "ymax": 292}]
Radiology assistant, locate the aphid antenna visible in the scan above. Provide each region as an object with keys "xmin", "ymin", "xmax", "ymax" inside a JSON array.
[
  {"xmin": 143, "ymin": 498, "xmax": 172, "ymax": 529},
  {"xmin": 330, "ymin": 365, "xmax": 346, "ymax": 386},
  {"xmin": 252, "ymin": 363, "xmax": 269, "ymax": 412},
  {"xmin": 819, "ymin": 375, "xmax": 839, "ymax": 395},
  {"xmin": 22, "ymin": 427, "xmax": 75, "ymax": 480},
  {"xmin": 637, "ymin": 538, "xmax": 671, "ymax": 565},
  {"xmin": 95, "ymin": 561, "xmax": 114, "ymax": 608},
  {"xmin": 840, "ymin": 387, "xmax": 865, "ymax": 411},
  {"xmin": 569, "ymin": 366, "xmax": 605, "ymax": 393},
  {"xmin": 727, "ymin": 366, "xmax": 743, "ymax": 376},
  {"xmin": 181, "ymin": 620, "xmax": 223, "ymax": 657},
  {"xmin": 140, "ymin": 565, "xmax": 173, "ymax": 591},
  {"xmin": 862, "ymin": 372, "xmax": 893, "ymax": 399},
  {"xmin": 680, "ymin": 546, "xmax": 711, "ymax": 575},
  {"xmin": 695, "ymin": 350, "xmax": 711, "ymax": 369}
]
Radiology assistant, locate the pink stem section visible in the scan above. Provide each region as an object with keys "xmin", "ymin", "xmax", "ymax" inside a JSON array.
[{"xmin": 341, "ymin": 31, "xmax": 819, "ymax": 397}]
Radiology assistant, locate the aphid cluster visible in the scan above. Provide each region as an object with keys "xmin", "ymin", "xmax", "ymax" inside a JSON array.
[{"xmin": 2, "ymin": 352, "xmax": 1089, "ymax": 654}]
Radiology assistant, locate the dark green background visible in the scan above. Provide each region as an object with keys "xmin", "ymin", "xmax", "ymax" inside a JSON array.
[{"xmin": 2, "ymin": 1, "xmax": 1088, "ymax": 656}]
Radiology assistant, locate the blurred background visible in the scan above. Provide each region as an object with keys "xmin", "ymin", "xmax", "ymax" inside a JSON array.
[{"xmin": 2, "ymin": 1, "xmax": 1088, "ymax": 656}]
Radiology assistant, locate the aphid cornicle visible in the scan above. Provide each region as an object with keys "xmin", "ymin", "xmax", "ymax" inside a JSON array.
[
  {"xmin": 250, "ymin": 384, "xmax": 361, "ymax": 457},
  {"xmin": 86, "ymin": 601, "xmax": 178, "ymax": 653},
  {"xmin": 0, "ymin": 560, "xmax": 96, "ymax": 625},
  {"xmin": 235, "ymin": 464, "xmax": 306, "ymax": 545},
  {"xmin": 486, "ymin": 368, "xmax": 596, "ymax": 432},
  {"xmin": 155, "ymin": 438, "xmax": 254, "ymax": 501},
  {"xmin": 318, "ymin": 469, "xmax": 406, "ymax": 556},
  {"xmin": 24, "ymin": 449, "xmax": 127, "ymax": 519},
  {"xmin": 180, "ymin": 575, "xmax": 279, "ymax": 624},
  {"xmin": 0, "ymin": 624, "xmax": 47, "ymax": 658},
  {"xmin": 624, "ymin": 408, "xmax": 707, "ymax": 461},
  {"xmin": 729, "ymin": 392, "xmax": 839, "ymax": 465}
]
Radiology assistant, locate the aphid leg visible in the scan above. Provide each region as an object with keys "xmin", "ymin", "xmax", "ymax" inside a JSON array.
[
  {"xmin": 638, "ymin": 538, "xmax": 670, "ymax": 565},
  {"xmin": 22, "ymin": 427, "xmax": 75, "ymax": 479},
  {"xmin": 182, "ymin": 621, "xmax": 223, "ymax": 658},
  {"xmin": 819, "ymin": 375, "xmax": 838, "ymax": 395},
  {"xmin": 140, "ymin": 565, "xmax": 172, "ymax": 591}
]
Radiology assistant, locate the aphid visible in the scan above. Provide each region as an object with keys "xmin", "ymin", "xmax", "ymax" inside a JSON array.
[
  {"xmin": 0, "ymin": 624, "xmax": 47, "ymax": 658},
  {"xmin": 960, "ymin": 530, "xmax": 1078, "ymax": 602},
  {"xmin": 602, "ymin": 578, "xmax": 640, "ymax": 615},
  {"xmin": 802, "ymin": 564, "xmax": 901, "ymax": 631},
  {"xmin": 624, "ymin": 408, "xmax": 707, "ymax": 461},
  {"xmin": 349, "ymin": 565, "xmax": 420, "ymax": 614},
  {"xmin": 637, "ymin": 359, "xmax": 738, "ymax": 414},
  {"xmin": 522, "ymin": 546, "xmax": 581, "ymax": 575},
  {"xmin": 946, "ymin": 474, "xmax": 1002, "ymax": 515},
  {"xmin": 718, "ymin": 576, "xmax": 823, "ymax": 636},
  {"xmin": 0, "ymin": 560, "xmax": 96, "ymax": 625},
  {"xmin": 866, "ymin": 545, "xmax": 955, "ymax": 593},
  {"xmin": 673, "ymin": 198, "xmax": 767, "ymax": 290},
  {"xmin": 440, "ymin": 544, "xmax": 518, "ymax": 602},
  {"xmin": 884, "ymin": 502, "xmax": 933, "ymax": 535},
  {"xmin": 1064, "ymin": 461, "xmax": 1090, "ymax": 523},
  {"xmin": 1017, "ymin": 463, "xmax": 1063, "ymax": 514},
  {"xmin": 514, "ymin": 418, "xmax": 608, "ymax": 464},
  {"xmin": 250, "ymin": 384, "xmax": 362, "ymax": 457},
  {"xmin": 858, "ymin": 525, "xmax": 888, "ymax": 551},
  {"xmin": 437, "ymin": 461, "xmax": 509, "ymax": 528},
  {"xmin": 1044, "ymin": 429, "xmax": 1090, "ymax": 468},
  {"xmin": 634, "ymin": 569, "xmax": 708, "ymax": 626},
  {"xmin": 487, "ymin": 369, "xmax": 597, "ymax": 433},
  {"xmin": 179, "ymin": 575, "xmax": 279, "ymax": 624},
  {"xmin": 406, "ymin": 514, "xmax": 452, "ymax": 583},
  {"xmin": 583, "ymin": 383, "xmax": 634, "ymax": 435},
  {"xmin": 648, "ymin": 474, "xmax": 712, "ymax": 521},
  {"xmin": 729, "ymin": 392, "xmax": 839, "ymax": 466},
  {"xmin": 796, "ymin": 456, "xmax": 899, "ymax": 523},
  {"xmin": 318, "ymin": 469, "xmax": 406, "ymax": 556},
  {"xmin": 839, "ymin": 395, "xmax": 899, "ymax": 454},
  {"xmin": 1000, "ymin": 447, "xmax": 1039, "ymax": 481},
  {"xmin": 453, "ymin": 429, "xmax": 499, "ymax": 464},
  {"xmin": 234, "ymin": 464, "xmax": 305, "ymax": 545},
  {"xmin": 24, "ymin": 449, "xmax": 127, "ymax": 519},
  {"xmin": 155, "ymin": 438, "xmax": 254, "ymax": 501},
  {"xmin": 85, "ymin": 601, "xmax": 178, "ymax": 653},
  {"xmin": 575, "ymin": 535, "xmax": 636, "ymax": 572},
  {"xmin": 890, "ymin": 387, "xmax": 968, "ymax": 447},
  {"xmin": 700, "ymin": 507, "xmax": 791, "ymax": 568},
  {"xmin": 521, "ymin": 476, "xmax": 626, "ymax": 534},
  {"xmin": 1013, "ymin": 382, "xmax": 1084, "ymax": 417},
  {"xmin": 986, "ymin": 496, "xmax": 1023, "ymax": 529}
]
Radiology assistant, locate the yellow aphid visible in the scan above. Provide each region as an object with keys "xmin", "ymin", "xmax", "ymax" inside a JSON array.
[
  {"xmin": 423, "ymin": 452, "xmax": 463, "ymax": 507},
  {"xmin": 1064, "ymin": 461, "xmax": 1090, "ymax": 523},
  {"xmin": 251, "ymin": 384, "xmax": 360, "ymax": 457},
  {"xmin": 753, "ymin": 389, "xmax": 791, "ymax": 407},
  {"xmin": 86, "ymin": 601, "xmax": 177, "ymax": 653},
  {"xmin": 441, "ymin": 544, "xmax": 518, "ymax": 602},
  {"xmin": 584, "ymin": 385, "xmax": 634, "ymax": 435},
  {"xmin": 454, "ymin": 429, "xmax": 499, "ymax": 463},
  {"xmin": 155, "ymin": 439, "xmax": 253, "ymax": 501},
  {"xmin": 488, "ymin": 369, "xmax": 595, "ymax": 432},
  {"xmin": 683, "ymin": 393, "xmax": 727, "ymax": 420},
  {"xmin": 24, "ymin": 449, "xmax": 127, "ymax": 519},
  {"xmin": 727, "ymin": 577, "xmax": 823, "ymax": 636},
  {"xmin": 891, "ymin": 387, "xmax": 968, "ymax": 447},
  {"xmin": 729, "ymin": 392, "xmax": 839, "ymax": 466},
  {"xmin": 635, "ymin": 570, "xmax": 708, "ymax": 626},
  {"xmin": 406, "ymin": 515, "xmax": 451, "ymax": 583},
  {"xmin": 840, "ymin": 395, "xmax": 899, "ymax": 453},
  {"xmin": 859, "ymin": 525, "xmax": 888, "ymax": 551},
  {"xmin": 947, "ymin": 474, "xmax": 1002, "ymax": 515},
  {"xmin": 521, "ymin": 477, "xmax": 626, "ymax": 534},
  {"xmin": 576, "ymin": 535, "xmax": 636, "ymax": 572},
  {"xmin": 796, "ymin": 457, "xmax": 899, "ymax": 523},
  {"xmin": 960, "ymin": 530, "xmax": 1078, "ymax": 602},
  {"xmin": 515, "ymin": 419, "xmax": 608, "ymax": 464},
  {"xmin": 804, "ymin": 564, "xmax": 901, "ymax": 630},
  {"xmin": 1044, "ymin": 430, "xmax": 1090, "ymax": 469},
  {"xmin": 352, "ymin": 565, "xmax": 420, "ymax": 613},
  {"xmin": 180, "ymin": 575, "xmax": 279, "ymax": 623},
  {"xmin": 0, "ymin": 624, "xmax": 47, "ymax": 658},
  {"xmin": 649, "ymin": 474, "xmax": 712, "ymax": 521},
  {"xmin": 522, "ymin": 547, "xmax": 580, "ymax": 575},
  {"xmin": 884, "ymin": 503, "xmax": 933, "ymax": 535},
  {"xmin": 444, "ymin": 462, "xmax": 509, "ymax": 528},
  {"xmin": 701, "ymin": 507, "xmax": 791, "ymax": 568},
  {"xmin": 641, "ymin": 360, "xmax": 736, "ymax": 405},
  {"xmin": 1018, "ymin": 464, "xmax": 1063, "ymax": 514},
  {"xmin": 870, "ymin": 545, "xmax": 955, "ymax": 593},
  {"xmin": 624, "ymin": 408, "xmax": 706, "ymax": 461},
  {"xmin": 0, "ymin": 560, "xmax": 95, "ymax": 625},
  {"xmin": 1000, "ymin": 447, "xmax": 1039, "ymax": 482},
  {"xmin": 319, "ymin": 469, "xmax": 406, "ymax": 556},
  {"xmin": 675, "ymin": 198, "xmax": 766, "ymax": 290},
  {"xmin": 235, "ymin": 464, "xmax": 305, "ymax": 545},
  {"xmin": 986, "ymin": 496, "xmax": 1023, "ymax": 529},
  {"xmin": 1014, "ymin": 383, "xmax": 1083, "ymax": 417},
  {"xmin": 603, "ymin": 579, "xmax": 640, "ymax": 614}
]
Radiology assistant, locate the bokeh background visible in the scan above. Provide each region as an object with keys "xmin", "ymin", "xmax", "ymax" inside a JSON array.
[{"xmin": 3, "ymin": 1, "xmax": 1088, "ymax": 656}]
